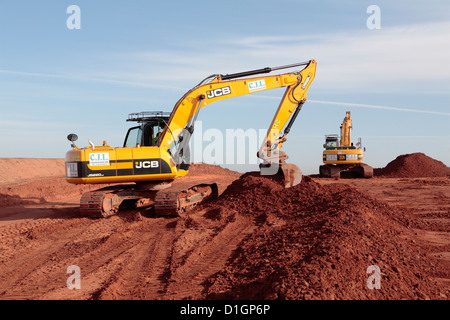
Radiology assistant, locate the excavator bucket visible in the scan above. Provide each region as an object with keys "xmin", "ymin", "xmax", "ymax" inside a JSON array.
[
  {"xmin": 277, "ymin": 150, "xmax": 302, "ymax": 188},
  {"xmin": 280, "ymin": 162, "xmax": 302, "ymax": 188},
  {"xmin": 259, "ymin": 150, "xmax": 302, "ymax": 188}
]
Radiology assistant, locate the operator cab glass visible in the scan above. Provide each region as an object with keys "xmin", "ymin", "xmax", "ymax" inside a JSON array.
[
  {"xmin": 325, "ymin": 140, "xmax": 337, "ymax": 148},
  {"xmin": 142, "ymin": 122, "xmax": 164, "ymax": 146},
  {"xmin": 123, "ymin": 112, "xmax": 170, "ymax": 148},
  {"xmin": 124, "ymin": 126, "xmax": 142, "ymax": 147},
  {"xmin": 324, "ymin": 135, "xmax": 339, "ymax": 149}
]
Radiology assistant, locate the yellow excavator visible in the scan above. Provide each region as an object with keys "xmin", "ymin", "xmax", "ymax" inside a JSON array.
[
  {"xmin": 65, "ymin": 60, "xmax": 317, "ymax": 217},
  {"xmin": 319, "ymin": 111, "xmax": 373, "ymax": 178}
]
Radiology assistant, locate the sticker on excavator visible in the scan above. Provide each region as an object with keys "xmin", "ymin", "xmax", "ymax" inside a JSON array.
[
  {"xmin": 248, "ymin": 79, "xmax": 266, "ymax": 92},
  {"xmin": 89, "ymin": 153, "xmax": 110, "ymax": 166},
  {"xmin": 301, "ymin": 75, "xmax": 311, "ymax": 89}
]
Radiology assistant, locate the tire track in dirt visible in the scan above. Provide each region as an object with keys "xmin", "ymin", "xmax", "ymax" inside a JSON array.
[
  {"xmin": 0, "ymin": 218, "xmax": 96, "ymax": 298},
  {"xmin": 73, "ymin": 210, "xmax": 257, "ymax": 300},
  {"xmin": 43, "ymin": 215, "xmax": 180, "ymax": 300},
  {"xmin": 0, "ymin": 202, "xmax": 80, "ymax": 238},
  {"xmin": 164, "ymin": 209, "xmax": 256, "ymax": 299},
  {"xmin": 0, "ymin": 210, "xmax": 135, "ymax": 299},
  {"xmin": 0, "ymin": 161, "xmax": 244, "ymax": 299},
  {"xmin": 0, "ymin": 209, "xmax": 236, "ymax": 300},
  {"xmin": 89, "ymin": 217, "xmax": 181, "ymax": 300}
]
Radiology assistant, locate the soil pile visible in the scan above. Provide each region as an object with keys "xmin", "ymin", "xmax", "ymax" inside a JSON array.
[
  {"xmin": 375, "ymin": 153, "xmax": 450, "ymax": 178},
  {"xmin": 0, "ymin": 158, "xmax": 103, "ymax": 207},
  {"xmin": 0, "ymin": 158, "xmax": 65, "ymax": 187},
  {"xmin": 187, "ymin": 163, "xmax": 241, "ymax": 177},
  {"xmin": 203, "ymin": 172, "xmax": 443, "ymax": 299},
  {"xmin": 0, "ymin": 179, "xmax": 106, "ymax": 208}
]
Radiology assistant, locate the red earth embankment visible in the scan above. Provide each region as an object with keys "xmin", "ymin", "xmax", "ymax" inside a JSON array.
[{"xmin": 374, "ymin": 153, "xmax": 450, "ymax": 178}]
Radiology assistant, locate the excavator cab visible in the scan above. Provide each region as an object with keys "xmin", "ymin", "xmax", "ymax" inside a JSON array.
[
  {"xmin": 324, "ymin": 134, "xmax": 339, "ymax": 149},
  {"xmin": 124, "ymin": 112, "xmax": 170, "ymax": 147},
  {"xmin": 123, "ymin": 111, "xmax": 190, "ymax": 170}
]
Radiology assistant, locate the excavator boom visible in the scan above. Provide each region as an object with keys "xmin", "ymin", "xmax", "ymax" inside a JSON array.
[{"xmin": 158, "ymin": 60, "xmax": 317, "ymax": 186}]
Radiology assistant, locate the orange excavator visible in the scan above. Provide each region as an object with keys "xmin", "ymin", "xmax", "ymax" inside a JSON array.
[{"xmin": 65, "ymin": 60, "xmax": 317, "ymax": 217}]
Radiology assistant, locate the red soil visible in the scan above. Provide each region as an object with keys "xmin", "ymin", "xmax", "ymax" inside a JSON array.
[
  {"xmin": 374, "ymin": 153, "xmax": 450, "ymax": 178},
  {"xmin": 202, "ymin": 173, "xmax": 447, "ymax": 299},
  {"xmin": 0, "ymin": 158, "xmax": 447, "ymax": 300}
]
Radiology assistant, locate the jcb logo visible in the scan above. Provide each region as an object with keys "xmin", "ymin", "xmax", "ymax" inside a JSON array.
[
  {"xmin": 206, "ymin": 86, "xmax": 231, "ymax": 99},
  {"xmin": 135, "ymin": 160, "xmax": 159, "ymax": 169}
]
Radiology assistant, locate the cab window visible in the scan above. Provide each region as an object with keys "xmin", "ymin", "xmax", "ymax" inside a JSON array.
[
  {"xmin": 143, "ymin": 123, "xmax": 164, "ymax": 146},
  {"xmin": 326, "ymin": 141, "xmax": 337, "ymax": 148},
  {"xmin": 123, "ymin": 126, "xmax": 142, "ymax": 147}
]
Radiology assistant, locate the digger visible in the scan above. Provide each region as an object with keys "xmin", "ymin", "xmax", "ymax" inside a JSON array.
[
  {"xmin": 319, "ymin": 111, "xmax": 373, "ymax": 178},
  {"xmin": 65, "ymin": 60, "xmax": 317, "ymax": 217}
]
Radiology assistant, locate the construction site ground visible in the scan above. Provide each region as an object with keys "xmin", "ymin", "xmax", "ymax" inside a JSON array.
[{"xmin": 0, "ymin": 156, "xmax": 448, "ymax": 300}]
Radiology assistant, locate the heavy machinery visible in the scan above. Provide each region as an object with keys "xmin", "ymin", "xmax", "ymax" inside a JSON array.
[
  {"xmin": 319, "ymin": 111, "xmax": 373, "ymax": 178},
  {"xmin": 65, "ymin": 60, "xmax": 317, "ymax": 217}
]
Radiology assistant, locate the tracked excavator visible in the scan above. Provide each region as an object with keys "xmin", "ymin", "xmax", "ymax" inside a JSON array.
[
  {"xmin": 319, "ymin": 111, "xmax": 373, "ymax": 178},
  {"xmin": 65, "ymin": 60, "xmax": 317, "ymax": 217}
]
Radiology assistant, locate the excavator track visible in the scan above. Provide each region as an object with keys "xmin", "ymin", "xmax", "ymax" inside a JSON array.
[
  {"xmin": 359, "ymin": 163, "xmax": 374, "ymax": 178},
  {"xmin": 155, "ymin": 183, "xmax": 219, "ymax": 216},
  {"xmin": 319, "ymin": 163, "xmax": 373, "ymax": 179},
  {"xmin": 80, "ymin": 185, "xmax": 157, "ymax": 218},
  {"xmin": 80, "ymin": 189, "xmax": 114, "ymax": 218},
  {"xmin": 79, "ymin": 182, "xmax": 219, "ymax": 218}
]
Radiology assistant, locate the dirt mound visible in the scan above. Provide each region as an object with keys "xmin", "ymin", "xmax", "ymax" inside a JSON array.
[
  {"xmin": 0, "ymin": 158, "xmax": 104, "ymax": 208},
  {"xmin": 203, "ymin": 173, "xmax": 443, "ymax": 299},
  {"xmin": 374, "ymin": 153, "xmax": 450, "ymax": 178},
  {"xmin": 0, "ymin": 158, "xmax": 65, "ymax": 187},
  {"xmin": 0, "ymin": 178, "xmax": 106, "ymax": 208},
  {"xmin": 187, "ymin": 163, "xmax": 241, "ymax": 177}
]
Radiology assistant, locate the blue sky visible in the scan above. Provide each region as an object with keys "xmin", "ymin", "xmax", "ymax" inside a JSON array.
[{"xmin": 0, "ymin": 0, "xmax": 449, "ymax": 174}]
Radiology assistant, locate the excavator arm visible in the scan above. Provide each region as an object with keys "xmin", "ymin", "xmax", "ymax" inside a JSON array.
[
  {"xmin": 158, "ymin": 60, "xmax": 317, "ymax": 186},
  {"xmin": 340, "ymin": 111, "xmax": 352, "ymax": 147}
]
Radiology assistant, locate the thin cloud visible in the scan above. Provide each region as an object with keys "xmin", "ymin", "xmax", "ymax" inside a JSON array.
[
  {"xmin": 0, "ymin": 69, "xmax": 185, "ymax": 91},
  {"xmin": 308, "ymin": 100, "xmax": 450, "ymax": 116},
  {"xmin": 247, "ymin": 94, "xmax": 450, "ymax": 116}
]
